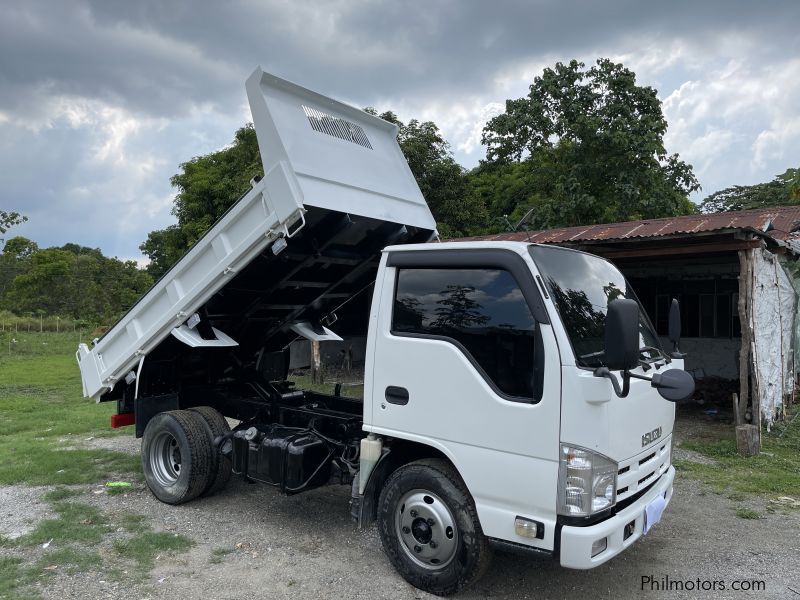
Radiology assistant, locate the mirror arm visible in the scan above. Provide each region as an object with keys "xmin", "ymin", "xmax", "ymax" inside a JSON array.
[
  {"xmin": 593, "ymin": 367, "xmax": 631, "ymax": 398},
  {"xmin": 595, "ymin": 366, "xmax": 695, "ymax": 402},
  {"xmin": 627, "ymin": 371, "xmax": 652, "ymax": 382}
]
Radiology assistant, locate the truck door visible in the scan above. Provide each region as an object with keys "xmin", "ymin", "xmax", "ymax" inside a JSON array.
[{"xmin": 366, "ymin": 247, "xmax": 562, "ymax": 551}]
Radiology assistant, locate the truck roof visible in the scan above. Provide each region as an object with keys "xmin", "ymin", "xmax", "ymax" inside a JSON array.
[{"xmin": 384, "ymin": 240, "xmax": 535, "ymax": 254}]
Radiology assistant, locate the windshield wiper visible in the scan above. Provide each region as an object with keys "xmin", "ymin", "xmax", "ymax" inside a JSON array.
[
  {"xmin": 639, "ymin": 345, "xmax": 670, "ymax": 363},
  {"xmin": 578, "ymin": 350, "xmax": 605, "ymax": 367},
  {"xmin": 580, "ymin": 346, "xmax": 670, "ymax": 369}
]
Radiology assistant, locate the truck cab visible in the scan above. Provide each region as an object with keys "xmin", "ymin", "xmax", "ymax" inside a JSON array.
[
  {"xmin": 77, "ymin": 67, "xmax": 693, "ymax": 596},
  {"xmin": 360, "ymin": 240, "xmax": 684, "ymax": 589}
]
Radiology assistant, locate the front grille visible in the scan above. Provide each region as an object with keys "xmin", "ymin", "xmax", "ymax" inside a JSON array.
[
  {"xmin": 616, "ymin": 438, "xmax": 670, "ymax": 501},
  {"xmin": 639, "ymin": 451, "xmax": 656, "ymax": 465},
  {"xmin": 638, "ymin": 471, "xmax": 655, "ymax": 486}
]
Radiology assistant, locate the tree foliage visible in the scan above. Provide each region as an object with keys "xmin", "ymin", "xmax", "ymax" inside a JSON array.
[
  {"xmin": 480, "ymin": 59, "xmax": 699, "ymax": 228},
  {"xmin": 140, "ymin": 58, "xmax": 707, "ymax": 275},
  {"xmin": 140, "ymin": 124, "xmax": 262, "ymax": 278},
  {"xmin": 0, "ymin": 238, "xmax": 152, "ymax": 322},
  {"xmin": 0, "ymin": 211, "xmax": 27, "ymax": 243},
  {"xmin": 699, "ymin": 168, "xmax": 799, "ymax": 213},
  {"xmin": 365, "ymin": 109, "xmax": 487, "ymax": 237}
]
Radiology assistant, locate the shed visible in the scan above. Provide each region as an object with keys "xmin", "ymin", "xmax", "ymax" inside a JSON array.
[{"xmin": 466, "ymin": 206, "xmax": 800, "ymax": 429}]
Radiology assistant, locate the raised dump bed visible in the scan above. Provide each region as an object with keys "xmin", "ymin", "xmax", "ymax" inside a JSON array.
[{"xmin": 77, "ymin": 67, "xmax": 436, "ymax": 405}]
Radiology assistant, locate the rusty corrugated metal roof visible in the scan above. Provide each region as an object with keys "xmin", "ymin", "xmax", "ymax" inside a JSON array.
[{"xmin": 459, "ymin": 205, "xmax": 800, "ymax": 245}]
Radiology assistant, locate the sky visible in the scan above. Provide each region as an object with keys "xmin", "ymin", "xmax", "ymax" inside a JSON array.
[{"xmin": 2, "ymin": 0, "xmax": 799, "ymax": 264}]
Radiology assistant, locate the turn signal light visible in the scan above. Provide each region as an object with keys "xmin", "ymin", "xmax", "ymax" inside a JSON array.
[{"xmin": 514, "ymin": 517, "xmax": 543, "ymax": 539}]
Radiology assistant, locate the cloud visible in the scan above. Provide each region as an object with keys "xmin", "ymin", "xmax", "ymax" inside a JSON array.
[
  {"xmin": 661, "ymin": 57, "xmax": 800, "ymax": 193},
  {"xmin": 0, "ymin": 0, "xmax": 799, "ymax": 260}
]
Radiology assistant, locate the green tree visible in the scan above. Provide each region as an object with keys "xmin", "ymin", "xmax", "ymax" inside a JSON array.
[
  {"xmin": 140, "ymin": 125, "xmax": 262, "ymax": 278},
  {"xmin": 481, "ymin": 59, "xmax": 699, "ymax": 228},
  {"xmin": 700, "ymin": 167, "xmax": 799, "ymax": 213},
  {"xmin": 1, "ymin": 242, "xmax": 152, "ymax": 322},
  {"xmin": 366, "ymin": 109, "xmax": 487, "ymax": 237},
  {"xmin": 139, "ymin": 225, "xmax": 188, "ymax": 281},
  {"xmin": 5, "ymin": 248, "xmax": 76, "ymax": 315},
  {"xmin": 790, "ymin": 169, "xmax": 800, "ymax": 200},
  {"xmin": 0, "ymin": 236, "xmax": 38, "ymax": 300},
  {"xmin": 0, "ymin": 211, "xmax": 26, "ymax": 244},
  {"xmin": 2, "ymin": 236, "xmax": 38, "ymax": 260}
]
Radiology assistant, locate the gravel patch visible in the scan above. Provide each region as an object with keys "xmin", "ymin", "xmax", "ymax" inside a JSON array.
[
  {"xmin": 0, "ymin": 485, "xmax": 53, "ymax": 539},
  {"xmin": 673, "ymin": 447, "xmax": 717, "ymax": 465},
  {"xmin": 1, "ymin": 474, "xmax": 791, "ymax": 600},
  {"xmin": 56, "ymin": 433, "xmax": 140, "ymax": 455}
]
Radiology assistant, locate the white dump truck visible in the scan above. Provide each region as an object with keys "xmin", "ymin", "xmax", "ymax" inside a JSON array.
[{"xmin": 77, "ymin": 67, "xmax": 694, "ymax": 595}]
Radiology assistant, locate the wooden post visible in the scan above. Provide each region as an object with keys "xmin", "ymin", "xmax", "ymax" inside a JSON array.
[
  {"xmin": 736, "ymin": 424, "xmax": 761, "ymax": 457},
  {"xmin": 310, "ymin": 340, "xmax": 322, "ymax": 384},
  {"xmin": 737, "ymin": 250, "xmax": 751, "ymax": 427}
]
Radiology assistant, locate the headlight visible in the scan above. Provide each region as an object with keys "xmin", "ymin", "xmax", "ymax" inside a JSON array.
[{"xmin": 558, "ymin": 444, "xmax": 618, "ymax": 516}]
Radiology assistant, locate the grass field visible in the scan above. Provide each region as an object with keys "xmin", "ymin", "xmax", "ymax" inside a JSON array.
[
  {"xmin": 0, "ymin": 331, "xmax": 139, "ymax": 486},
  {"xmin": 0, "ymin": 332, "xmax": 191, "ymax": 599},
  {"xmin": 674, "ymin": 406, "xmax": 800, "ymax": 512}
]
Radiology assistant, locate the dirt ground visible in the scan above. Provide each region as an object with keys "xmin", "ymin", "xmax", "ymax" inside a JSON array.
[{"xmin": 4, "ymin": 416, "xmax": 800, "ymax": 600}]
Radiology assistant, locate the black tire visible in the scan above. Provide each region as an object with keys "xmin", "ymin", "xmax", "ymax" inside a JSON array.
[
  {"xmin": 377, "ymin": 459, "xmax": 492, "ymax": 596},
  {"xmin": 187, "ymin": 406, "xmax": 232, "ymax": 496},
  {"xmin": 141, "ymin": 410, "xmax": 213, "ymax": 505}
]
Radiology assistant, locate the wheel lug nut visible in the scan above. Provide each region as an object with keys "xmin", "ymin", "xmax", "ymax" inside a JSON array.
[
  {"xmin": 402, "ymin": 526, "xmax": 410, "ymax": 534},
  {"xmin": 410, "ymin": 510, "xmax": 417, "ymax": 517},
  {"xmin": 427, "ymin": 518, "xmax": 435, "ymax": 526},
  {"xmin": 414, "ymin": 545, "xmax": 422, "ymax": 553},
  {"xmin": 429, "ymin": 541, "xmax": 437, "ymax": 549}
]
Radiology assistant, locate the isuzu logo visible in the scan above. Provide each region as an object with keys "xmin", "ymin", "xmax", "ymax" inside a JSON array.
[{"xmin": 642, "ymin": 426, "xmax": 662, "ymax": 447}]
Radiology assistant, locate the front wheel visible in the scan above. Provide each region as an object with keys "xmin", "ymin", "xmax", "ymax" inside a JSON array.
[{"xmin": 377, "ymin": 459, "xmax": 491, "ymax": 595}]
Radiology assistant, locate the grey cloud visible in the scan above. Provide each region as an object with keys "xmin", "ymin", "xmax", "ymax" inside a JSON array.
[
  {"xmin": 4, "ymin": 1, "xmax": 798, "ymax": 121},
  {"xmin": 1, "ymin": 0, "xmax": 799, "ymax": 260}
]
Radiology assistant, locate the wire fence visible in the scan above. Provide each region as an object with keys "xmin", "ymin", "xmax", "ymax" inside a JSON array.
[{"xmin": 0, "ymin": 310, "xmax": 106, "ymax": 336}]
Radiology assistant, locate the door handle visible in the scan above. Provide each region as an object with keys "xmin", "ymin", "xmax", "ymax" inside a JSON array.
[{"xmin": 385, "ymin": 386, "xmax": 409, "ymax": 405}]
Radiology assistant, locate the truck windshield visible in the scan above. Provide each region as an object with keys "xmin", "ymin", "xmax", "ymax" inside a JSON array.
[{"xmin": 529, "ymin": 245, "xmax": 663, "ymax": 368}]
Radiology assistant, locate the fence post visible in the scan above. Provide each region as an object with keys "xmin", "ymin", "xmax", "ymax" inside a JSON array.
[{"xmin": 311, "ymin": 340, "xmax": 322, "ymax": 384}]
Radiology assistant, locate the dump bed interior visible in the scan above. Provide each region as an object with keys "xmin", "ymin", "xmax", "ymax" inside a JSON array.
[{"xmin": 77, "ymin": 67, "xmax": 436, "ymax": 407}]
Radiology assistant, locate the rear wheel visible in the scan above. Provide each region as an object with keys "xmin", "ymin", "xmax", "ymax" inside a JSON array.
[
  {"xmin": 187, "ymin": 406, "xmax": 232, "ymax": 496},
  {"xmin": 141, "ymin": 410, "xmax": 212, "ymax": 505},
  {"xmin": 377, "ymin": 459, "xmax": 491, "ymax": 595}
]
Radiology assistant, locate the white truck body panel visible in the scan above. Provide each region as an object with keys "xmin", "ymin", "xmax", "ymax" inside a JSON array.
[
  {"xmin": 76, "ymin": 174, "xmax": 305, "ymax": 401},
  {"xmin": 78, "ymin": 67, "xmax": 435, "ymax": 401},
  {"xmin": 246, "ymin": 68, "xmax": 436, "ymax": 232}
]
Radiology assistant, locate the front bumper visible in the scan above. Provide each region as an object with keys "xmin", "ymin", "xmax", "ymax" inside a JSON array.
[{"xmin": 559, "ymin": 465, "xmax": 675, "ymax": 569}]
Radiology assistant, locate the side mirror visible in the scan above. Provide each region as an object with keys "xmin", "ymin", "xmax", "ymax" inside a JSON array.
[
  {"xmin": 605, "ymin": 299, "xmax": 640, "ymax": 371},
  {"xmin": 651, "ymin": 369, "xmax": 695, "ymax": 402},
  {"xmin": 668, "ymin": 299, "xmax": 684, "ymax": 358}
]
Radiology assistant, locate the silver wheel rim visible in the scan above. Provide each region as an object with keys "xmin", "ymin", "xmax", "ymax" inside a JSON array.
[
  {"xmin": 395, "ymin": 489, "xmax": 458, "ymax": 570},
  {"xmin": 150, "ymin": 431, "xmax": 181, "ymax": 487}
]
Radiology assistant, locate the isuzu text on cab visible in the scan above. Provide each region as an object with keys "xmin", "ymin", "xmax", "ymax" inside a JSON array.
[{"xmin": 77, "ymin": 68, "xmax": 694, "ymax": 595}]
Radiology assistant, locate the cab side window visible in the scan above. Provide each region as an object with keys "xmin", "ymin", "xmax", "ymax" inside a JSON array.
[{"xmin": 392, "ymin": 268, "xmax": 538, "ymax": 400}]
